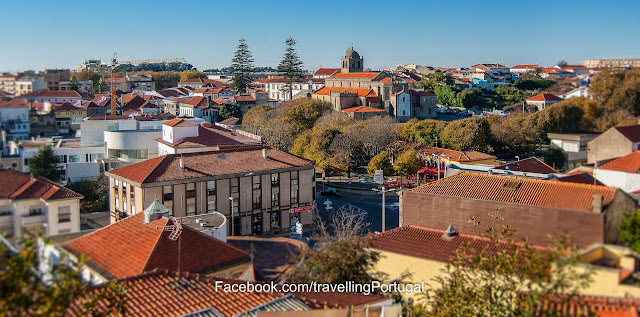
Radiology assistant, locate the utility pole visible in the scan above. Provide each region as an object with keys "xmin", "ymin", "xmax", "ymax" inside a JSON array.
[
  {"xmin": 373, "ymin": 186, "xmax": 398, "ymax": 232},
  {"xmin": 229, "ymin": 197, "xmax": 235, "ymax": 236}
]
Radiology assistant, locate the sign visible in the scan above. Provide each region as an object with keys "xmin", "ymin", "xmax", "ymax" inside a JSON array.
[
  {"xmin": 289, "ymin": 203, "xmax": 317, "ymax": 214},
  {"xmin": 374, "ymin": 170, "xmax": 384, "ymax": 184}
]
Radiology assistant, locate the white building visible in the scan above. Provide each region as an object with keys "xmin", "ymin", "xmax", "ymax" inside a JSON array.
[
  {"xmin": 594, "ymin": 151, "xmax": 640, "ymax": 194},
  {"xmin": 0, "ymin": 98, "xmax": 30, "ymax": 140},
  {"xmin": 104, "ymin": 129, "xmax": 161, "ymax": 162},
  {"xmin": 260, "ymin": 77, "xmax": 325, "ymax": 101},
  {"xmin": 21, "ymin": 89, "xmax": 82, "ymax": 104},
  {"xmin": 510, "ymin": 64, "xmax": 540, "ymax": 74},
  {"xmin": 0, "ymin": 168, "xmax": 82, "ymax": 236}
]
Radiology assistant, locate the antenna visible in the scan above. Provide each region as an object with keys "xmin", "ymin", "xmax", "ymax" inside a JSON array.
[{"xmin": 156, "ymin": 195, "xmax": 184, "ymax": 272}]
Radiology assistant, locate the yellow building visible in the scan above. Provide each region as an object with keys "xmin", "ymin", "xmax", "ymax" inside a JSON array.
[
  {"xmin": 371, "ymin": 225, "xmax": 640, "ymax": 303},
  {"xmin": 54, "ymin": 102, "xmax": 86, "ymax": 132}
]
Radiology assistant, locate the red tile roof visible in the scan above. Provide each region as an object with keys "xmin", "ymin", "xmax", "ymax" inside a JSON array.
[
  {"xmin": 614, "ymin": 125, "xmax": 640, "ymax": 143},
  {"xmin": 107, "ymin": 146, "xmax": 315, "ymax": 184},
  {"xmin": 329, "ymin": 72, "xmax": 382, "ymax": 79},
  {"xmin": 179, "ymin": 78, "xmax": 228, "ymax": 88},
  {"xmin": 233, "ymin": 95, "xmax": 255, "ymax": 102},
  {"xmin": 54, "ymin": 102, "xmax": 83, "ymax": 112},
  {"xmin": 526, "ymin": 93, "xmax": 564, "ymax": 101},
  {"xmin": 0, "ymin": 169, "xmax": 82, "ymax": 201},
  {"xmin": 555, "ymin": 172, "xmax": 604, "ymax": 186},
  {"xmin": 409, "ymin": 89, "xmax": 436, "ymax": 97},
  {"xmin": 66, "ymin": 270, "xmax": 283, "ymax": 317},
  {"xmin": 0, "ymin": 90, "xmax": 13, "ymax": 98},
  {"xmin": 598, "ymin": 151, "xmax": 640, "ymax": 173},
  {"xmin": 20, "ymin": 89, "xmax": 81, "ymax": 98},
  {"xmin": 533, "ymin": 294, "xmax": 640, "ymax": 317},
  {"xmin": 217, "ymin": 117, "xmax": 240, "ymax": 125},
  {"xmin": 314, "ymin": 68, "xmax": 341, "ymax": 76},
  {"xmin": 371, "ymin": 225, "xmax": 529, "ymax": 263},
  {"xmin": 410, "ymin": 172, "xmax": 618, "ymax": 213},
  {"xmin": 494, "ymin": 157, "xmax": 559, "ymax": 174},
  {"xmin": 155, "ymin": 124, "xmax": 259, "ymax": 149},
  {"xmin": 511, "ymin": 64, "xmax": 540, "ymax": 69},
  {"xmin": 417, "ymin": 146, "xmax": 497, "ymax": 163},
  {"xmin": 0, "ymin": 98, "xmax": 28, "ymax": 109},
  {"xmin": 313, "ymin": 87, "xmax": 377, "ymax": 97},
  {"xmin": 184, "ymin": 96, "xmax": 208, "ymax": 107},
  {"xmin": 293, "ymin": 291, "xmax": 389, "ymax": 309},
  {"xmin": 62, "ymin": 213, "xmax": 249, "ymax": 279},
  {"xmin": 342, "ymin": 106, "xmax": 386, "ymax": 113},
  {"xmin": 162, "ymin": 118, "xmax": 197, "ymax": 127}
]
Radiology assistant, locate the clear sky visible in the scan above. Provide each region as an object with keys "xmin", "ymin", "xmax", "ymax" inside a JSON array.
[{"xmin": 2, "ymin": 0, "xmax": 639, "ymax": 72}]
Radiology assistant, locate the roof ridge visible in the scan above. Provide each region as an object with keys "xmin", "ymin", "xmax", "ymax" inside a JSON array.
[
  {"xmin": 139, "ymin": 156, "xmax": 169, "ymax": 184},
  {"xmin": 142, "ymin": 217, "xmax": 172, "ymax": 273}
]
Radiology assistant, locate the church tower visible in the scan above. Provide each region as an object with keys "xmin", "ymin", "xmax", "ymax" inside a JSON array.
[{"xmin": 341, "ymin": 47, "xmax": 364, "ymax": 73}]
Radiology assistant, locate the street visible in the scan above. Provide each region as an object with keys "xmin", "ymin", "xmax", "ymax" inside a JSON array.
[{"xmin": 316, "ymin": 186, "xmax": 400, "ymax": 233}]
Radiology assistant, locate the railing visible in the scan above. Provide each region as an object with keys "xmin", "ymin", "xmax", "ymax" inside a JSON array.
[{"xmin": 21, "ymin": 214, "xmax": 46, "ymax": 226}]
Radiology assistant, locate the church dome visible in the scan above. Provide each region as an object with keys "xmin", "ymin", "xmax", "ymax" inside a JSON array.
[{"xmin": 345, "ymin": 48, "xmax": 360, "ymax": 59}]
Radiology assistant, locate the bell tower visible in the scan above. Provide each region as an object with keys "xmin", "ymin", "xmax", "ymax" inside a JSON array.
[{"xmin": 341, "ymin": 47, "xmax": 364, "ymax": 73}]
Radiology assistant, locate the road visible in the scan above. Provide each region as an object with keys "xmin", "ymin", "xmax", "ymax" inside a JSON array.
[{"xmin": 316, "ymin": 186, "xmax": 400, "ymax": 233}]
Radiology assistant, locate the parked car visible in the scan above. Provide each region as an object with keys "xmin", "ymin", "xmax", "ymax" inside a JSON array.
[{"xmin": 320, "ymin": 188, "xmax": 342, "ymax": 197}]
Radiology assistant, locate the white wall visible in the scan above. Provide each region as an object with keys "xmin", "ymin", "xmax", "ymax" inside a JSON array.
[
  {"xmin": 594, "ymin": 169, "xmax": 640, "ymax": 194},
  {"xmin": 396, "ymin": 92, "xmax": 411, "ymax": 117}
]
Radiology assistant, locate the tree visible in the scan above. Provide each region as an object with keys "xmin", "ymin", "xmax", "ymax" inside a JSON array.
[
  {"xmin": 180, "ymin": 70, "xmax": 207, "ymax": 82},
  {"xmin": 619, "ymin": 209, "xmax": 640, "ymax": 253},
  {"xmin": 418, "ymin": 73, "xmax": 454, "ymax": 93},
  {"xmin": 535, "ymin": 146, "xmax": 566, "ymax": 171},
  {"xmin": 457, "ymin": 88, "xmax": 486, "ymax": 109},
  {"xmin": 229, "ymin": 38, "xmax": 254, "ymax": 93},
  {"xmin": 424, "ymin": 211, "xmax": 593, "ymax": 316},
  {"xmin": 28, "ymin": 144, "xmax": 62, "ymax": 182},
  {"xmin": 435, "ymin": 85, "xmax": 459, "ymax": 107},
  {"xmin": 367, "ymin": 151, "xmax": 394, "ymax": 176},
  {"xmin": 440, "ymin": 117, "xmax": 492, "ymax": 152},
  {"xmin": 557, "ymin": 60, "xmax": 568, "ymax": 66},
  {"xmin": 65, "ymin": 176, "xmax": 108, "ymax": 212},
  {"xmin": 277, "ymin": 37, "xmax": 304, "ymax": 100},
  {"xmin": 0, "ymin": 230, "xmax": 126, "ymax": 316},
  {"xmin": 394, "ymin": 150, "xmax": 420, "ymax": 177},
  {"xmin": 218, "ymin": 102, "xmax": 242, "ymax": 121},
  {"xmin": 149, "ymin": 71, "xmax": 180, "ymax": 89},
  {"xmin": 67, "ymin": 78, "xmax": 79, "ymax": 92}
]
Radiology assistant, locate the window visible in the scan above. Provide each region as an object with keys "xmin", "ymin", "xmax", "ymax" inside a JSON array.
[
  {"xmin": 113, "ymin": 179, "xmax": 119, "ymax": 191},
  {"xmin": 207, "ymin": 181, "xmax": 216, "ymax": 196},
  {"xmin": 187, "ymin": 204, "xmax": 196, "ymax": 216},
  {"xmin": 253, "ymin": 195, "xmax": 261, "ymax": 209},
  {"xmin": 271, "ymin": 192, "xmax": 279, "ymax": 207},
  {"xmin": 208, "ymin": 200, "xmax": 216, "ymax": 212},
  {"xmin": 230, "ymin": 178, "xmax": 239, "ymax": 193},
  {"xmin": 252, "ymin": 175, "xmax": 261, "ymax": 190},
  {"xmin": 291, "ymin": 171, "xmax": 298, "ymax": 186},
  {"xmin": 131, "ymin": 204, "xmax": 136, "ymax": 214},
  {"xmin": 186, "ymin": 183, "xmax": 196, "ymax": 199},
  {"xmin": 231, "ymin": 198, "xmax": 239, "ymax": 215},
  {"xmin": 291, "ymin": 189, "xmax": 299, "ymax": 204},
  {"xmin": 29, "ymin": 206, "xmax": 43, "ymax": 216},
  {"xmin": 123, "ymin": 201, "xmax": 127, "ymax": 211},
  {"xmin": 163, "ymin": 186, "xmax": 172, "ymax": 201},
  {"xmin": 271, "ymin": 174, "xmax": 279, "ymax": 186},
  {"xmin": 270, "ymin": 212, "xmax": 280, "ymax": 230},
  {"xmin": 115, "ymin": 198, "xmax": 119, "ymax": 210},
  {"xmin": 130, "ymin": 186, "xmax": 135, "ymax": 200},
  {"xmin": 122, "ymin": 182, "xmax": 127, "ymax": 196}
]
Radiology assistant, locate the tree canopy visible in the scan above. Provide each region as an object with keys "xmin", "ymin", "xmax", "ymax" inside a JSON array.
[
  {"xmin": 277, "ymin": 37, "xmax": 304, "ymax": 100},
  {"xmin": 28, "ymin": 144, "xmax": 62, "ymax": 182},
  {"xmin": 619, "ymin": 209, "xmax": 640, "ymax": 254},
  {"xmin": 229, "ymin": 38, "xmax": 254, "ymax": 93},
  {"xmin": 179, "ymin": 70, "xmax": 207, "ymax": 82},
  {"xmin": 218, "ymin": 102, "xmax": 242, "ymax": 121}
]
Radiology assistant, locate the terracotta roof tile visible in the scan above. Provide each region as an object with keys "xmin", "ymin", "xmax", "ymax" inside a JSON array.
[
  {"xmin": 526, "ymin": 93, "xmax": 564, "ymax": 101},
  {"xmin": 155, "ymin": 124, "xmax": 259, "ymax": 149},
  {"xmin": 20, "ymin": 89, "xmax": 81, "ymax": 98},
  {"xmin": 342, "ymin": 106, "xmax": 386, "ymax": 113},
  {"xmin": 313, "ymin": 87, "xmax": 377, "ymax": 97},
  {"xmin": 555, "ymin": 172, "xmax": 604, "ymax": 186},
  {"xmin": 107, "ymin": 146, "xmax": 315, "ymax": 184},
  {"xmin": 371, "ymin": 225, "xmax": 528, "ymax": 263},
  {"xmin": 534, "ymin": 294, "xmax": 640, "ymax": 317},
  {"xmin": 494, "ymin": 157, "xmax": 559, "ymax": 174},
  {"xmin": 614, "ymin": 125, "xmax": 640, "ymax": 142},
  {"xmin": 162, "ymin": 118, "xmax": 197, "ymax": 127},
  {"xmin": 598, "ymin": 151, "xmax": 640, "ymax": 173},
  {"xmin": 62, "ymin": 213, "xmax": 249, "ymax": 279},
  {"xmin": 329, "ymin": 72, "xmax": 382, "ymax": 79},
  {"xmin": 0, "ymin": 98, "xmax": 28, "ymax": 109},
  {"xmin": 233, "ymin": 95, "xmax": 255, "ymax": 102},
  {"xmin": 411, "ymin": 172, "xmax": 618, "ymax": 213},
  {"xmin": 0, "ymin": 169, "xmax": 82, "ymax": 200},
  {"xmin": 314, "ymin": 68, "xmax": 341, "ymax": 76},
  {"xmin": 409, "ymin": 89, "xmax": 436, "ymax": 97},
  {"xmin": 54, "ymin": 102, "xmax": 83, "ymax": 111}
]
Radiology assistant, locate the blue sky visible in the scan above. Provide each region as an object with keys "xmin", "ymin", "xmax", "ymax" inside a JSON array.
[{"xmin": 2, "ymin": 0, "xmax": 639, "ymax": 72}]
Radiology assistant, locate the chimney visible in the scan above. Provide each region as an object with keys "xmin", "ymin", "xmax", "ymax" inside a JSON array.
[
  {"xmin": 262, "ymin": 148, "xmax": 268, "ymax": 159},
  {"xmin": 179, "ymin": 158, "xmax": 185, "ymax": 169},
  {"xmin": 592, "ymin": 194, "xmax": 603, "ymax": 213},
  {"xmin": 442, "ymin": 224, "xmax": 459, "ymax": 239},
  {"xmin": 144, "ymin": 200, "xmax": 169, "ymax": 224}
]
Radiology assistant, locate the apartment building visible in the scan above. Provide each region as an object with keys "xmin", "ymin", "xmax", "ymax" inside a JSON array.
[{"xmin": 105, "ymin": 145, "xmax": 316, "ymax": 236}]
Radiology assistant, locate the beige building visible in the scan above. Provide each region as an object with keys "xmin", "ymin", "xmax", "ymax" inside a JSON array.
[
  {"xmin": 0, "ymin": 168, "xmax": 82, "ymax": 236},
  {"xmin": 41, "ymin": 69, "xmax": 71, "ymax": 91},
  {"xmin": 588, "ymin": 124, "xmax": 640, "ymax": 164},
  {"xmin": 581, "ymin": 59, "xmax": 640, "ymax": 69},
  {"xmin": 105, "ymin": 145, "xmax": 317, "ymax": 236},
  {"xmin": 371, "ymin": 225, "xmax": 640, "ymax": 303}
]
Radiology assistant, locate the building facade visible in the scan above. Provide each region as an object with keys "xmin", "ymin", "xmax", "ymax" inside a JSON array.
[
  {"xmin": 588, "ymin": 125, "xmax": 640, "ymax": 164},
  {"xmin": 105, "ymin": 146, "xmax": 316, "ymax": 236}
]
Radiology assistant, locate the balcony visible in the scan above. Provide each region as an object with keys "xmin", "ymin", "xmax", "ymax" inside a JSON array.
[
  {"xmin": 0, "ymin": 214, "xmax": 12, "ymax": 225},
  {"xmin": 21, "ymin": 214, "xmax": 46, "ymax": 227}
]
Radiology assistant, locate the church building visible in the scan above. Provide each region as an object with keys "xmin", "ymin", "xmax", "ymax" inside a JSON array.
[{"xmin": 313, "ymin": 47, "xmax": 437, "ymax": 121}]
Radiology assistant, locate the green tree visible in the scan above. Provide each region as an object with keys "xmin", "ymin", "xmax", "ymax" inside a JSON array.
[
  {"xmin": 0, "ymin": 230, "xmax": 127, "ymax": 316},
  {"xmin": 619, "ymin": 209, "xmax": 640, "ymax": 253},
  {"xmin": 277, "ymin": 37, "xmax": 304, "ymax": 100},
  {"xmin": 457, "ymin": 88, "xmax": 485, "ymax": 109},
  {"xmin": 435, "ymin": 85, "xmax": 459, "ymax": 107},
  {"xmin": 229, "ymin": 38, "xmax": 254, "ymax": 93},
  {"xmin": 394, "ymin": 150, "xmax": 420, "ymax": 177},
  {"xmin": 180, "ymin": 69, "xmax": 207, "ymax": 82},
  {"xmin": 440, "ymin": 117, "xmax": 492, "ymax": 152},
  {"xmin": 67, "ymin": 78, "xmax": 79, "ymax": 92},
  {"xmin": 218, "ymin": 102, "xmax": 242, "ymax": 121},
  {"xmin": 65, "ymin": 176, "xmax": 108, "ymax": 212},
  {"xmin": 418, "ymin": 73, "xmax": 454, "ymax": 93},
  {"xmin": 28, "ymin": 144, "xmax": 62, "ymax": 182},
  {"xmin": 149, "ymin": 71, "xmax": 180, "ymax": 89},
  {"xmin": 535, "ymin": 146, "xmax": 566, "ymax": 171},
  {"xmin": 425, "ymin": 212, "xmax": 593, "ymax": 316},
  {"xmin": 367, "ymin": 151, "xmax": 394, "ymax": 176}
]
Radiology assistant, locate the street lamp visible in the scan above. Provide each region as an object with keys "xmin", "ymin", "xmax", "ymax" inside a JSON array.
[
  {"xmin": 372, "ymin": 186, "xmax": 398, "ymax": 232},
  {"xmin": 432, "ymin": 154, "xmax": 447, "ymax": 180},
  {"xmin": 244, "ymin": 172, "xmax": 254, "ymax": 235},
  {"xmin": 229, "ymin": 197, "xmax": 235, "ymax": 236}
]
